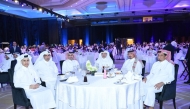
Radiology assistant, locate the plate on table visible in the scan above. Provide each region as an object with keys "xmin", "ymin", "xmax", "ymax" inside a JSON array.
[
  {"xmin": 80, "ymin": 82, "xmax": 90, "ymax": 85},
  {"xmin": 60, "ymin": 78, "xmax": 67, "ymax": 82},
  {"xmin": 114, "ymin": 81, "xmax": 124, "ymax": 85}
]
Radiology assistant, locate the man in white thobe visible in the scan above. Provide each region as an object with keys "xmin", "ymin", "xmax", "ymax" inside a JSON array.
[
  {"xmin": 14, "ymin": 54, "xmax": 56, "ymax": 109},
  {"xmin": 0, "ymin": 52, "xmax": 13, "ymax": 72},
  {"xmin": 62, "ymin": 51, "xmax": 80, "ymax": 74},
  {"xmin": 142, "ymin": 50, "xmax": 174, "ymax": 109},
  {"xmin": 34, "ymin": 51, "xmax": 58, "ymax": 97},
  {"xmin": 121, "ymin": 50, "xmax": 143, "ymax": 75},
  {"xmin": 95, "ymin": 51, "xmax": 113, "ymax": 70}
]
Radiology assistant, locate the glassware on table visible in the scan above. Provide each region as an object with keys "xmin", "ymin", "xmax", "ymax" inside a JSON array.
[
  {"xmin": 70, "ymin": 71, "xmax": 75, "ymax": 77},
  {"xmin": 112, "ymin": 64, "xmax": 115, "ymax": 69},
  {"xmin": 81, "ymin": 70, "xmax": 87, "ymax": 76}
]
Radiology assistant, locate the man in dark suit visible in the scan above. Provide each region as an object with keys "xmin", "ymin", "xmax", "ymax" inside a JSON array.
[
  {"xmin": 9, "ymin": 41, "xmax": 21, "ymax": 54},
  {"xmin": 184, "ymin": 45, "xmax": 190, "ymax": 84},
  {"xmin": 163, "ymin": 40, "xmax": 176, "ymax": 61}
]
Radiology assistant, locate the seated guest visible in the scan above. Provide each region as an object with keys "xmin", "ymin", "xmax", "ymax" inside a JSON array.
[
  {"xmin": 121, "ymin": 50, "xmax": 143, "ymax": 75},
  {"xmin": 11, "ymin": 52, "xmax": 20, "ymax": 69},
  {"xmin": 95, "ymin": 51, "xmax": 113, "ymax": 69},
  {"xmin": 0, "ymin": 52, "xmax": 13, "ymax": 72},
  {"xmin": 13, "ymin": 54, "xmax": 56, "ymax": 109},
  {"xmin": 142, "ymin": 50, "xmax": 174, "ymax": 109},
  {"xmin": 34, "ymin": 51, "xmax": 58, "ymax": 96},
  {"xmin": 62, "ymin": 51, "xmax": 80, "ymax": 74}
]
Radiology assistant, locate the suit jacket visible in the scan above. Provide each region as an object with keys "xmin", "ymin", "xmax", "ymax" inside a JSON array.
[
  {"xmin": 10, "ymin": 46, "xmax": 21, "ymax": 54},
  {"xmin": 185, "ymin": 46, "xmax": 190, "ymax": 63},
  {"xmin": 11, "ymin": 60, "xmax": 17, "ymax": 69},
  {"xmin": 163, "ymin": 44, "xmax": 176, "ymax": 61}
]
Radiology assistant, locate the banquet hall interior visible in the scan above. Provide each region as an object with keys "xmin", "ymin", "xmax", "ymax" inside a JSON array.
[{"xmin": 0, "ymin": 0, "xmax": 190, "ymax": 109}]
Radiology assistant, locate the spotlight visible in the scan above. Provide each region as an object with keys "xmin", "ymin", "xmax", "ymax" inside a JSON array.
[
  {"xmin": 14, "ymin": 0, "xmax": 18, "ymax": 3},
  {"xmin": 38, "ymin": 8, "xmax": 42, "ymax": 12}
]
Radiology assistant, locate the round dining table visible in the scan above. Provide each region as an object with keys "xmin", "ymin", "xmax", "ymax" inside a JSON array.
[{"xmin": 56, "ymin": 74, "xmax": 143, "ymax": 109}]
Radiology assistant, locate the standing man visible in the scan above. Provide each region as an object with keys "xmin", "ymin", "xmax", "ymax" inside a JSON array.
[
  {"xmin": 163, "ymin": 40, "xmax": 176, "ymax": 61},
  {"xmin": 9, "ymin": 41, "xmax": 21, "ymax": 54},
  {"xmin": 184, "ymin": 45, "xmax": 190, "ymax": 84}
]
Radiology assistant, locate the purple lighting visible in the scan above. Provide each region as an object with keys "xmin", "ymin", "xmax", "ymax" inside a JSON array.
[{"xmin": 174, "ymin": 1, "xmax": 190, "ymax": 7}]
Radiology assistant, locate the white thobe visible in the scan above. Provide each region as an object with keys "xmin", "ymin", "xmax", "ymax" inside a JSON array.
[
  {"xmin": 0, "ymin": 59, "xmax": 12, "ymax": 72},
  {"xmin": 62, "ymin": 59, "xmax": 80, "ymax": 74},
  {"xmin": 34, "ymin": 60, "xmax": 58, "ymax": 97},
  {"xmin": 143, "ymin": 60, "xmax": 174, "ymax": 107},
  {"xmin": 14, "ymin": 66, "xmax": 56, "ymax": 109},
  {"xmin": 121, "ymin": 58, "xmax": 142, "ymax": 75},
  {"xmin": 95, "ymin": 58, "xmax": 113, "ymax": 71}
]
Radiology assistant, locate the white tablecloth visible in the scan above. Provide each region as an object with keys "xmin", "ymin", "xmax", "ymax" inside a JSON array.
[{"xmin": 56, "ymin": 75, "xmax": 143, "ymax": 109}]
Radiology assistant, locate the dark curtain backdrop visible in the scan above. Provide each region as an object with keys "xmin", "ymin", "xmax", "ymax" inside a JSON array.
[
  {"xmin": 0, "ymin": 14, "xmax": 61, "ymax": 46},
  {"xmin": 0, "ymin": 13, "xmax": 190, "ymax": 46},
  {"xmin": 66, "ymin": 22, "xmax": 190, "ymax": 45}
]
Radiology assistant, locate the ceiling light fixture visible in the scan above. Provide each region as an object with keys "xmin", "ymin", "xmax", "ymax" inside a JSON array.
[
  {"xmin": 96, "ymin": 2, "xmax": 107, "ymax": 11},
  {"xmin": 6, "ymin": 0, "xmax": 67, "ymax": 20}
]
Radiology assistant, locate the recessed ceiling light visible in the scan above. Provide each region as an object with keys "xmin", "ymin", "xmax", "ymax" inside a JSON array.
[
  {"xmin": 38, "ymin": 8, "xmax": 42, "ymax": 12},
  {"xmin": 14, "ymin": 0, "xmax": 18, "ymax": 3}
]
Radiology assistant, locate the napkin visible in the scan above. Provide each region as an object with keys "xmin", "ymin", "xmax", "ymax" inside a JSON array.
[
  {"xmin": 66, "ymin": 76, "xmax": 79, "ymax": 83},
  {"xmin": 124, "ymin": 71, "xmax": 135, "ymax": 82},
  {"xmin": 94, "ymin": 72, "xmax": 103, "ymax": 76},
  {"xmin": 134, "ymin": 74, "xmax": 142, "ymax": 80}
]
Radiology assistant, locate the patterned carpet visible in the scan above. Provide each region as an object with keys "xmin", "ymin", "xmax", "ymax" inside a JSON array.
[{"xmin": 0, "ymin": 60, "xmax": 189, "ymax": 109}]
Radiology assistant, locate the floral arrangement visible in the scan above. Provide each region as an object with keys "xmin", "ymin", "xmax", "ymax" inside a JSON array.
[{"xmin": 86, "ymin": 60, "xmax": 97, "ymax": 72}]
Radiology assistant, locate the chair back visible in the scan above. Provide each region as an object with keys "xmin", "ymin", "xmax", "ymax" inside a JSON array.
[
  {"xmin": 141, "ymin": 60, "xmax": 146, "ymax": 76},
  {"xmin": 8, "ymin": 69, "xmax": 14, "ymax": 85},
  {"xmin": 8, "ymin": 69, "xmax": 31, "ymax": 107},
  {"xmin": 0, "ymin": 72, "xmax": 10, "ymax": 83},
  {"xmin": 11, "ymin": 60, "xmax": 17, "ymax": 69},
  {"xmin": 60, "ymin": 60, "xmax": 65, "ymax": 74}
]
